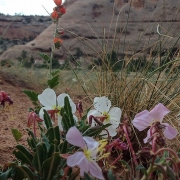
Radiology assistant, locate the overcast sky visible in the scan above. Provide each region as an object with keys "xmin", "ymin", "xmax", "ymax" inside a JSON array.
[{"xmin": 0, "ymin": 0, "xmax": 65, "ymax": 16}]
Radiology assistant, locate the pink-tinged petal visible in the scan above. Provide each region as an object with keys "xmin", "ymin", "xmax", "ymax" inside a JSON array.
[
  {"xmin": 38, "ymin": 88, "xmax": 56, "ymax": 107},
  {"xmin": 89, "ymin": 161, "xmax": 104, "ymax": 180},
  {"xmin": 66, "ymin": 126, "xmax": 85, "ymax": 148},
  {"xmin": 94, "ymin": 96, "xmax": 111, "ymax": 113},
  {"xmin": 67, "ymin": 152, "xmax": 89, "ymax": 176},
  {"xmin": 150, "ymin": 103, "xmax": 170, "ymax": 122},
  {"xmin": 67, "ymin": 151, "xmax": 85, "ymax": 167},
  {"xmin": 78, "ymin": 157, "xmax": 89, "ymax": 176},
  {"xmin": 143, "ymin": 129, "xmax": 151, "ymax": 144},
  {"xmin": 57, "ymin": 93, "xmax": 76, "ymax": 113},
  {"xmin": 87, "ymin": 110, "xmax": 102, "ymax": 127},
  {"xmin": 83, "ymin": 136, "xmax": 98, "ymax": 150},
  {"xmin": 162, "ymin": 123, "xmax": 178, "ymax": 140},
  {"xmin": 108, "ymin": 107, "xmax": 122, "ymax": 127},
  {"xmin": 132, "ymin": 110, "xmax": 152, "ymax": 131}
]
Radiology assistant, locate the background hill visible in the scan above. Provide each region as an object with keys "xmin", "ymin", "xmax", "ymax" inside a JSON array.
[{"xmin": 0, "ymin": 0, "xmax": 180, "ymax": 64}]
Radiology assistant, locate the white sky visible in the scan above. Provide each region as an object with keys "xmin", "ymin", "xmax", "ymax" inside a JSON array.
[{"xmin": 0, "ymin": 0, "xmax": 65, "ymax": 16}]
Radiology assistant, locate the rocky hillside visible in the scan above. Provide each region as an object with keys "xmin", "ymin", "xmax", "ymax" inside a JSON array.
[
  {"xmin": 0, "ymin": 14, "xmax": 52, "ymax": 57},
  {"xmin": 0, "ymin": 0, "xmax": 180, "ymax": 63}
]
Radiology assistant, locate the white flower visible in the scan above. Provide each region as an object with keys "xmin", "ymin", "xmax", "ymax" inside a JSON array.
[
  {"xmin": 87, "ymin": 96, "xmax": 122, "ymax": 137},
  {"xmin": 38, "ymin": 88, "xmax": 77, "ymax": 130}
]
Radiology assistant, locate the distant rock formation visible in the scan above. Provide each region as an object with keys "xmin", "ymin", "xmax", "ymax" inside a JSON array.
[{"xmin": 0, "ymin": 0, "xmax": 180, "ymax": 62}]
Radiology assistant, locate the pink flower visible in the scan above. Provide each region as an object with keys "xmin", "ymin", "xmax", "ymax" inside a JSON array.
[
  {"xmin": 132, "ymin": 103, "xmax": 178, "ymax": 143},
  {"xmin": 66, "ymin": 127, "xmax": 104, "ymax": 180}
]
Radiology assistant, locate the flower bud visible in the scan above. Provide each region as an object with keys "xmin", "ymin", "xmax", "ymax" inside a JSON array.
[
  {"xmin": 59, "ymin": 6, "xmax": 66, "ymax": 14},
  {"xmin": 51, "ymin": 11, "xmax": 59, "ymax": 20},
  {"xmin": 53, "ymin": 0, "xmax": 62, "ymax": 6}
]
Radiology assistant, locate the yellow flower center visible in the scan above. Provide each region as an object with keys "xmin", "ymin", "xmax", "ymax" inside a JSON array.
[
  {"xmin": 102, "ymin": 111, "xmax": 110, "ymax": 123},
  {"xmin": 84, "ymin": 148, "xmax": 92, "ymax": 161}
]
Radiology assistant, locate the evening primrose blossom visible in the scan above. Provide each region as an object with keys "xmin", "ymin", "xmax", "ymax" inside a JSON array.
[
  {"xmin": 87, "ymin": 96, "xmax": 122, "ymax": 137},
  {"xmin": 38, "ymin": 88, "xmax": 77, "ymax": 130},
  {"xmin": 132, "ymin": 103, "xmax": 178, "ymax": 143},
  {"xmin": 66, "ymin": 126, "xmax": 105, "ymax": 179}
]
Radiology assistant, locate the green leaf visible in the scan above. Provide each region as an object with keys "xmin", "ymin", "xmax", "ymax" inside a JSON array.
[
  {"xmin": 83, "ymin": 123, "xmax": 111, "ymax": 137},
  {"xmin": 84, "ymin": 172, "xmax": 93, "ymax": 180},
  {"xmin": 42, "ymin": 152, "xmax": 61, "ymax": 180},
  {"xmin": 108, "ymin": 169, "xmax": 116, "ymax": 180},
  {"xmin": 51, "ymin": 70, "xmax": 59, "ymax": 76},
  {"xmin": 0, "ymin": 168, "xmax": 11, "ymax": 180},
  {"xmin": 119, "ymin": 160, "xmax": 131, "ymax": 171},
  {"xmin": 46, "ymin": 126, "xmax": 60, "ymax": 146},
  {"xmin": 23, "ymin": 90, "xmax": 39, "ymax": 102},
  {"xmin": 61, "ymin": 97, "xmax": 76, "ymax": 131},
  {"xmin": 48, "ymin": 144, "xmax": 56, "ymax": 158},
  {"xmin": 38, "ymin": 52, "xmax": 50, "ymax": 62},
  {"xmin": 11, "ymin": 129, "xmax": 22, "ymax": 142},
  {"xmin": 9, "ymin": 163, "xmax": 34, "ymax": 180},
  {"xmin": 13, "ymin": 145, "xmax": 33, "ymax": 166},
  {"xmin": 59, "ymin": 140, "xmax": 68, "ymax": 154},
  {"xmin": 43, "ymin": 109, "xmax": 53, "ymax": 129},
  {"xmin": 136, "ymin": 165, "xmax": 147, "ymax": 176},
  {"xmin": 27, "ymin": 128, "xmax": 38, "ymax": 152},
  {"xmin": 33, "ymin": 142, "xmax": 47, "ymax": 175},
  {"xmin": 47, "ymin": 75, "xmax": 59, "ymax": 89},
  {"xmin": 166, "ymin": 166, "xmax": 176, "ymax": 180}
]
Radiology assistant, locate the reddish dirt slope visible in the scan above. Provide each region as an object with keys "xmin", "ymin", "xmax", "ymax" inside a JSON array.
[{"xmin": 0, "ymin": 74, "xmax": 34, "ymax": 166}]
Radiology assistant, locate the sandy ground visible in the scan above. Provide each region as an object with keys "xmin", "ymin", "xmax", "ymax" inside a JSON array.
[{"xmin": 0, "ymin": 74, "xmax": 34, "ymax": 166}]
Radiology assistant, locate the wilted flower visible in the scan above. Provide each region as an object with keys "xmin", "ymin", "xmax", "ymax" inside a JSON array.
[
  {"xmin": 27, "ymin": 112, "xmax": 43, "ymax": 137},
  {"xmin": 106, "ymin": 139, "xmax": 128, "ymax": 152},
  {"xmin": 0, "ymin": 91, "xmax": 13, "ymax": 107},
  {"xmin": 76, "ymin": 101, "xmax": 83, "ymax": 118},
  {"xmin": 66, "ymin": 126, "xmax": 104, "ymax": 180},
  {"xmin": 132, "ymin": 103, "xmax": 178, "ymax": 143},
  {"xmin": 87, "ymin": 96, "xmax": 122, "ymax": 137},
  {"xmin": 38, "ymin": 88, "xmax": 77, "ymax": 130}
]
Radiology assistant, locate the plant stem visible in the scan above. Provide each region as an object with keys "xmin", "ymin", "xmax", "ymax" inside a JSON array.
[
  {"xmin": 49, "ymin": 20, "xmax": 58, "ymax": 79},
  {"xmin": 122, "ymin": 124, "xmax": 138, "ymax": 166}
]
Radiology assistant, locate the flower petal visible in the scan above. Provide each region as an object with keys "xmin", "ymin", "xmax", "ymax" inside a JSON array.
[
  {"xmin": 57, "ymin": 93, "xmax": 76, "ymax": 113},
  {"xmin": 83, "ymin": 137, "xmax": 98, "ymax": 159},
  {"xmin": 162, "ymin": 123, "xmax": 178, "ymax": 139},
  {"xmin": 150, "ymin": 103, "xmax": 170, "ymax": 122},
  {"xmin": 89, "ymin": 161, "xmax": 104, "ymax": 180},
  {"xmin": 58, "ymin": 115, "xmax": 63, "ymax": 131},
  {"xmin": 107, "ymin": 124, "xmax": 117, "ymax": 137},
  {"xmin": 66, "ymin": 126, "xmax": 85, "ymax": 148},
  {"xmin": 108, "ymin": 107, "xmax": 122, "ymax": 127},
  {"xmin": 87, "ymin": 110, "xmax": 102, "ymax": 127},
  {"xmin": 67, "ymin": 152, "xmax": 84, "ymax": 166},
  {"xmin": 143, "ymin": 129, "xmax": 151, "ymax": 144},
  {"xmin": 67, "ymin": 152, "xmax": 89, "ymax": 176},
  {"xmin": 38, "ymin": 88, "xmax": 56, "ymax": 107},
  {"xmin": 132, "ymin": 110, "xmax": 152, "ymax": 131},
  {"xmin": 94, "ymin": 96, "xmax": 111, "ymax": 113}
]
